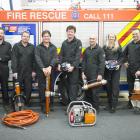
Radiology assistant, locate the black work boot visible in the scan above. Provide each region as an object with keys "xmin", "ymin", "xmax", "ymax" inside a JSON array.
[
  {"xmin": 50, "ymin": 105, "xmax": 54, "ymax": 112},
  {"xmin": 41, "ymin": 103, "xmax": 46, "ymax": 114},
  {"xmin": 104, "ymin": 104, "xmax": 112, "ymax": 111},
  {"xmin": 50, "ymin": 96, "xmax": 54, "ymax": 112},
  {"xmin": 109, "ymin": 107, "xmax": 116, "ymax": 113},
  {"xmin": 3, "ymin": 100, "xmax": 11, "ymax": 113},
  {"xmin": 127, "ymin": 100, "xmax": 133, "ymax": 109}
]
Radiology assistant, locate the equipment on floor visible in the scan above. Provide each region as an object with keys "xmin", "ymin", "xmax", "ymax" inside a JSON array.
[
  {"xmin": 67, "ymin": 101, "xmax": 96, "ymax": 127},
  {"xmin": 82, "ymin": 79, "xmax": 107, "ymax": 90},
  {"xmin": 45, "ymin": 76, "xmax": 55, "ymax": 116},
  {"xmin": 2, "ymin": 110, "xmax": 39, "ymax": 129},
  {"xmin": 12, "ymin": 79, "xmax": 26, "ymax": 111},
  {"xmin": 130, "ymin": 78, "xmax": 140, "ymax": 113},
  {"xmin": 53, "ymin": 72, "xmax": 85, "ymax": 105}
]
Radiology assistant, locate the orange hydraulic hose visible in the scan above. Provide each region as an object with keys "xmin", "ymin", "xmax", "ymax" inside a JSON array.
[{"xmin": 2, "ymin": 110, "xmax": 39, "ymax": 129}]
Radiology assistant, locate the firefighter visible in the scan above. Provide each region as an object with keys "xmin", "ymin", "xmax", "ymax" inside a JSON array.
[
  {"xmin": 35, "ymin": 30, "xmax": 57, "ymax": 113},
  {"xmin": 82, "ymin": 34, "xmax": 105, "ymax": 112},
  {"xmin": 58, "ymin": 25, "xmax": 82, "ymax": 103},
  {"xmin": 121, "ymin": 28, "xmax": 140, "ymax": 108},
  {"xmin": 103, "ymin": 33, "xmax": 122, "ymax": 113},
  {"xmin": 11, "ymin": 31, "xmax": 35, "ymax": 106},
  {"xmin": 0, "ymin": 27, "xmax": 12, "ymax": 106}
]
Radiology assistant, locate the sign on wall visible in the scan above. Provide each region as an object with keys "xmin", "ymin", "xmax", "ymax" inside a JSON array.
[{"xmin": 2, "ymin": 24, "xmax": 36, "ymax": 46}]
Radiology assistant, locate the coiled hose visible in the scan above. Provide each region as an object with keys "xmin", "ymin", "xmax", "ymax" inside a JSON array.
[{"xmin": 2, "ymin": 110, "xmax": 39, "ymax": 129}]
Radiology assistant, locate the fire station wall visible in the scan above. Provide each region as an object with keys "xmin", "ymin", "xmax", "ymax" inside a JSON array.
[{"xmin": 43, "ymin": 22, "xmax": 99, "ymax": 48}]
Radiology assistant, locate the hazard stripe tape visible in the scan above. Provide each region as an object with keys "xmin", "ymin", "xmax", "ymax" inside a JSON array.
[
  {"xmin": 120, "ymin": 33, "xmax": 133, "ymax": 47},
  {"xmin": 117, "ymin": 13, "xmax": 140, "ymax": 40},
  {"xmin": 120, "ymin": 25, "xmax": 140, "ymax": 47},
  {"xmin": 118, "ymin": 22, "xmax": 140, "ymax": 45}
]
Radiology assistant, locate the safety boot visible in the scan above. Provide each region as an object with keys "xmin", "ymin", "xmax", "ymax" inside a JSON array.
[{"xmin": 41, "ymin": 103, "xmax": 46, "ymax": 114}]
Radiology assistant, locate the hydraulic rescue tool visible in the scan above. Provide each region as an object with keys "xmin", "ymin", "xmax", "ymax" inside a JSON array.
[
  {"xmin": 67, "ymin": 101, "xmax": 96, "ymax": 127},
  {"xmin": 45, "ymin": 76, "xmax": 55, "ymax": 117},
  {"xmin": 82, "ymin": 79, "xmax": 107, "ymax": 90},
  {"xmin": 130, "ymin": 77, "xmax": 140, "ymax": 113},
  {"xmin": 12, "ymin": 78, "xmax": 26, "ymax": 111},
  {"xmin": 2, "ymin": 78, "xmax": 39, "ymax": 129}
]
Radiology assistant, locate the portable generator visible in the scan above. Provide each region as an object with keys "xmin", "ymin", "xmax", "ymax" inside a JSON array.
[
  {"xmin": 130, "ymin": 78, "xmax": 140, "ymax": 113},
  {"xmin": 67, "ymin": 101, "xmax": 96, "ymax": 127}
]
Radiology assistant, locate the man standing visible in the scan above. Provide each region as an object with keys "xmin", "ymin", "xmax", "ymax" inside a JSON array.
[
  {"xmin": 58, "ymin": 25, "xmax": 82, "ymax": 103},
  {"xmin": 0, "ymin": 27, "xmax": 12, "ymax": 106},
  {"xmin": 35, "ymin": 30, "xmax": 57, "ymax": 113},
  {"xmin": 82, "ymin": 35, "xmax": 105, "ymax": 112},
  {"xmin": 12, "ymin": 31, "xmax": 35, "ymax": 106},
  {"xmin": 122, "ymin": 29, "xmax": 140, "ymax": 108}
]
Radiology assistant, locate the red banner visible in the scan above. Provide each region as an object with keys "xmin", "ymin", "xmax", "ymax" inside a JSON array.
[{"xmin": 0, "ymin": 10, "xmax": 139, "ymax": 22}]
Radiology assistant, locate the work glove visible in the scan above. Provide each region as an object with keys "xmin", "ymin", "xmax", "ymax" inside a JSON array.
[
  {"xmin": 97, "ymin": 75, "xmax": 102, "ymax": 81},
  {"xmin": 115, "ymin": 65, "xmax": 120, "ymax": 70},
  {"xmin": 13, "ymin": 73, "xmax": 18, "ymax": 79},
  {"xmin": 32, "ymin": 72, "xmax": 36, "ymax": 78},
  {"xmin": 135, "ymin": 71, "xmax": 140, "ymax": 77}
]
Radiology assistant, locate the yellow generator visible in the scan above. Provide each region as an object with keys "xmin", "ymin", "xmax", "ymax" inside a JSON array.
[{"xmin": 67, "ymin": 101, "xmax": 96, "ymax": 127}]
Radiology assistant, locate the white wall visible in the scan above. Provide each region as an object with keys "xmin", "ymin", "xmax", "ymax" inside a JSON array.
[
  {"xmin": 0, "ymin": 0, "xmax": 22, "ymax": 10},
  {"xmin": 43, "ymin": 22, "xmax": 99, "ymax": 48},
  {"xmin": 0, "ymin": 0, "xmax": 137, "ymax": 10}
]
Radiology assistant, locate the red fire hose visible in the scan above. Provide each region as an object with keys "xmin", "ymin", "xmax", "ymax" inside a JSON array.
[{"xmin": 1, "ymin": 110, "xmax": 39, "ymax": 129}]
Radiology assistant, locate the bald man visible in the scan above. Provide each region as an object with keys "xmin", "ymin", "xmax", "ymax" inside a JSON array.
[
  {"xmin": 82, "ymin": 35, "xmax": 105, "ymax": 112},
  {"xmin": 122, "ymin": 29, "xmax": 140, "ymax": 108}
]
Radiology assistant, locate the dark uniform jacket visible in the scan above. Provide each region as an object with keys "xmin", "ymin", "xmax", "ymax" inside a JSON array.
[
  {"xmin": 121, "ymin": 40, "xmax": 140, "ymax": 74},
  {"xmin": 11, "ymin": 41, "xmax": 35, "ymax": 77},
  {"xmin": 103, "ymin": 45, "xmax": 122, "ymax": 63},
  {"xmin": 35, "ymin": 42, "xmax": 57, "ymax": 72},
  {"xmin": 59, "ymin": 37, "xmax": 82, "ymax": 68},
  {"xmin": 0, "ymin": 41, "xmax": 11, "ymax": 65},
  {"xmin": 82, "ymin": 44, "xmax": 105, "ymax": 79}
]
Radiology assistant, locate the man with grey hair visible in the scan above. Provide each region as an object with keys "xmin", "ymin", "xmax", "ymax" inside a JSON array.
[{"xmin": 82, "ymin": 34, "xmax": 105, "ymax": 112}]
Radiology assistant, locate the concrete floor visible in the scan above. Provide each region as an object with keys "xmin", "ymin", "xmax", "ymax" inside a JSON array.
[{"xmin": 0, "ymin": 98, "xmax": 140, "ymax": 140}]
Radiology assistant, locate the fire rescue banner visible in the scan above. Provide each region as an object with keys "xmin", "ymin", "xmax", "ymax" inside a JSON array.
[
  {"xmin": 0, "ymin": 10, "xmax": 139, "ymax": 22},
  {"xmin": 2, "ymin": 24, "xmax": 36, "ymax": 46}
]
